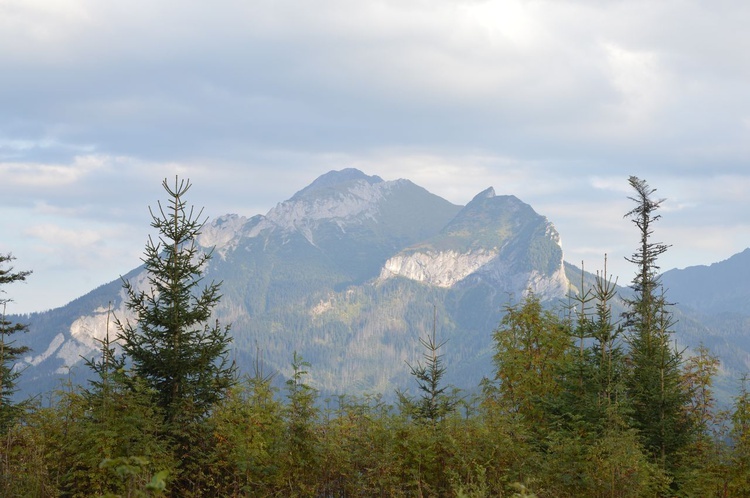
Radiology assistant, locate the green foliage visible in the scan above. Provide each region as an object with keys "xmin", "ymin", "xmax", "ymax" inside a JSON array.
[
  {"xmin": 2, "ymin": 303, "xmax": 181, "ymax": 497},
  {"xmin": 528, "ymin": 260, "xmax": 668, "ymax": 497},
  {"xmin": 1, "ymin": 406, "xmax": 54, "ymax": 497},
  {"xmin": 206, "ymin": 368, "xmax": 285, "ymax": 496},
  {"xmin": 0, "ymin": 376, "xmax": 174, "ymax": 498},
  {"xmin": 98, "ymin": 457, "xmax": 169, "ymax": 497},
  {"xmin": 622, "ymin": 177, "xmax": 693, "ymax": 481},
  {"xmin": 0, "ymin": 253, "xmax": 31, "ymax": 431},
  {"xmin": 509, "ymin": 482, "xmax": 537, "ymax": 497},
  {"xmin": 398, "ymin": 309, "xmax": 460, "ymax": 424},
  {"xmin": 727, "ymin": 377, "xmax": 750, "ymax": 494},
  {"xmin": 117, "ymin": 177, "xmax": 235, "ymax": 425},
  {"xmin": 492, "ymin": 294, "xmax": 572, "ymax": 432},
  {"xmin": 4, "ymin": 175, "xmax": 747, "ymax": 497},
  {"xmin": 554, "ymin": 261, "xmax": 629, "ymax": 433},
  {"xmin": 280, "ymin": 352, "xmax": 321, "ymax": 496},
  {"xmin": 0, "ymin": 338, "xmax": 738, "ymax": 498}
]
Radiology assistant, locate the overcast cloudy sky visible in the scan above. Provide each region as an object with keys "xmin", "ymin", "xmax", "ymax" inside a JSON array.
[{"xmin": 2, "ymin": 0, "xmax": 750, "ymax": 314}]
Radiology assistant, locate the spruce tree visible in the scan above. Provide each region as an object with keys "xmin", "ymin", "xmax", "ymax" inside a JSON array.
[
  {"xmin": 549, "ymin": 261, "xmax": 663, "ymax": 496},
  {"xmin": 622, "ymin": 176, "xmax": 692, "ymax": 480},
  {"xmin": 566, "ymin": 258, "xmax": 628, "ymax": 428},
  {"xmin": 282, "ymin": 352, "xmax": 321, "ymax": 495},
  {"xmin": 492, "ymin": 294, "xmax": 571, "ymax": 433},
  {"xmin": 62, "ymin": 316, "xmax": 175, "ymax": 497},
  {"xmin": 395, "ymin": 311, "xmax": 462, "ymax": 495},
  {"xmin": 117, "ymin": 177, "xmax": 235, "ymax": 426},
  {"xmin": 397, "ymin": 307, "xmax": 459, "ymax": 425},
  {"xmin": 728, "ymin": 376, "xmax": 750, "ymax": 494},
  {"xmin": 0, "ymin": 253, "xmax": 31, "ymax": 431}
]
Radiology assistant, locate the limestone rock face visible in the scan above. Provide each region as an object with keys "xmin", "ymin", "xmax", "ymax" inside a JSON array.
[
  {"xmin": 378, "ymin": 185, "xmax": 569, "ymax": 301},
  {"xmin": 379, "ymin": 249, "xmax": 498, "ymax": 288},
  {"xmin": 267, "ymin": 177, "xmax": 389, "ymax": 230},
  {"xmin": 379, "ymin": 247, "xmax": 569, "ymax": 300},
  {"xmin": 196, "ymin": 213, "xmax": 250, "ymax": 258}
]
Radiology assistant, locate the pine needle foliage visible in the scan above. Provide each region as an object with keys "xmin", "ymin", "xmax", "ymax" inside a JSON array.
[
  {"xmin": 492, "ymin": 294, "xmax": 571, "ymax": 431},
  {"xmin": 398, "ymin": 312, "xmax": 459, "ymax": 424},
  {"xmin": 0, "ymin": 253, "xmax": 31, "ymax": 431},
  {"xmin": 727, "ymin": 377, "xmax": 750, "ymax": 494},
  {"xmin": 622, "ymin": 176, "xmax": 692, "ymax": 481},
  {"xmin": 562, "ymin": 258, "xmax": 628, "ymax": 429},
  {"xmin": 117, "ymin": 177, "xmax": 235, "ymax": 425}
]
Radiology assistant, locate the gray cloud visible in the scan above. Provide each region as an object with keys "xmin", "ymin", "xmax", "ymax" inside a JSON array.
[{"xmin": 2, "ymin": 0, "xmax": 750, "ymax": 312}]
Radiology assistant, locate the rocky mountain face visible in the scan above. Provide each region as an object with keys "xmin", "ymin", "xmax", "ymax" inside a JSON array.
[
  {"xmin": 14, "ymin": 169, "xmax": 571, "ymax": 397},
  {"xmin": 379, "ymin": 187, "xmax": 568, "ymax": 297},
  {"xmin": 12, "ymin": 169, "xmax": 750, "ymax": 402}
]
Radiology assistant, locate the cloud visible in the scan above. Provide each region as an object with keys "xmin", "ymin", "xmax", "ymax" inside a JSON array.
[
  {"xmin": 24, "ymin": 224, "xmax": 103, "ymax": 250},
  {"xmin": 1, "ymin": 0, "xmax": 748, "ymax": 173},
  {"xmin": 0, "ymin": 154, "xmax": 107, "ymax": 188},
  {"xmin": 32, "ymin": 200, "xmax": 92, "ymax": 218},
  {"xmin": 3, "ymin": 0, "xmax": 750, "ymax": 312},
  {"xmin": 602, "ymin": 43, "xmax": 671, "ymax": 131}
]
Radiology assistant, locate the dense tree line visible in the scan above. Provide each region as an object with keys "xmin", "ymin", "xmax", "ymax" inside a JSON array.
[{"xmin": 2, "ymin": 176, "xmax": 750, "ymax": 496}]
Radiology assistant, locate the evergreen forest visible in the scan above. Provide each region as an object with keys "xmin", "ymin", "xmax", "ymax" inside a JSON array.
[{"xmin": 2, "ymin": 176, "xmax": 750, "ymax": 497}]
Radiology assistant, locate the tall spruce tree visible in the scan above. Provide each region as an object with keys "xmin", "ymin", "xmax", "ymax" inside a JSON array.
[
  {"xmin": 546, "ymin": 260, "xmax": 665, "ymax": 496},
  {"xmin": 622, "ymin": 176, "xmax": 692, "ymax": 480},
  {"xmin": 0, "ymin": 253, "xmax": 31, "ymax": 431},
  {"xmin": 117, "ymin": 177, "xmax": 235, "ymax": 425}
]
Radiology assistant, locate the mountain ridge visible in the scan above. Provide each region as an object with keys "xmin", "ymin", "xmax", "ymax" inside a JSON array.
[
  {"xmin": 661, "ymin": 248, "xmax": 750, "ymax": 316},
  {"xmin": 11, "ymin": 169, "xmax": 750, "ymax": 402}
]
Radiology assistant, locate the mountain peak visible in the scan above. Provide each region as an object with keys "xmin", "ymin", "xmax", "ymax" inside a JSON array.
[
  {"xmin": 472, "ymin": 187, "xmax": 496, "ymax": 201},
  {"xmin": 267, "ymin": 170, "xmax": 423, "ymax": 240},
  {"xmin": 291, "ymin": 169, "xmax": 384, "ymax": 200}
]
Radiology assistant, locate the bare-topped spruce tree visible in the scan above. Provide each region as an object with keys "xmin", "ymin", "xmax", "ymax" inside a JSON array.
[
  {"xmin": 117, "ymin": 177, "xmax": 235, "ymax": 426},
  {"xmin": 622, "ymin": 176, "xmax": 692, "ymax": 480}
]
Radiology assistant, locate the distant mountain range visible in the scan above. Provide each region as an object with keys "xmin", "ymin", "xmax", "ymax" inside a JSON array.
[{"xmin": 12, "ymin": 169, "xmax": 750, "ymax": 403}]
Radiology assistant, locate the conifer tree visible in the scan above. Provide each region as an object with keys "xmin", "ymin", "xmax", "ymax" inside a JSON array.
[
  {"xmin": 117, "ymin": 177, "xmax": 235, "ymax": 426},
  {"xmin": 549, "ymin": 260, "xmax": 662, "ymax": 496},
  {"xmin": 397, "ymin": 307, "xmax": 459, "ymax": 424},
  {"xmin": 561, "ymin": 258, "xmax": 628, "ymax": 428},
  {"xmin": 0, "ymin": 253, "xmax": 31, "ymax": 431},
  {"xmin": 727, "ymin": 376, "xmax": 750, "ymax": 494},
  {"xmin": 677, "ymin": 345, "xmax": 730, "ymax": 493},
  {"xmin": 208, "ymin": 367, "xmax": 284, "ymax": 496},
  {"xmin": 492, "ymin": 294, "xmax": 571, "ymax": 433},
  {"xmin": 396, "ymin": 311, "xmax": 461, "ymax": 496},
  {"xmin": 282, "ymin": 352, "xmax": 321, "ymax": 495},
  {"xmin": 622, "ymin": 176, "xmax": 692, "ymax": 479},
  {"xmin": 60, "ymin": 311, "xmax": 175, "ymax": 497}
]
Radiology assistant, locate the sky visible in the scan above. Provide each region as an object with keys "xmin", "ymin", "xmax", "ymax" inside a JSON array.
[{"xmin": 2, "ymin": 0, "xmax": 750, "ymax": 314}]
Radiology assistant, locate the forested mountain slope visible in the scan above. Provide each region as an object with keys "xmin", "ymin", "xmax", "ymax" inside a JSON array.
[{"xmin": 12, "ymin": 169, "xmax": 750, "ymax": 401}]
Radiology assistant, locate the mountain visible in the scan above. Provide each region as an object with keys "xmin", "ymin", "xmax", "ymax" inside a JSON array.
[
  {"xmin": 662, "ymin": 248, "xmax": 750, "ymax": 316},
  {"xmin": 660, "ymin": 252, "xmax": 750, "ymax": 399},
  {"xmin": 14, "ymin": 169, "xmax": 572, "ymax": 397},
  {"xmin": 379, "ymin": 187, "xmax": 568, "ymax": 296},
  {"xmin": 11, "ymin": 169, "xmax": 750, "ymax": 402}
]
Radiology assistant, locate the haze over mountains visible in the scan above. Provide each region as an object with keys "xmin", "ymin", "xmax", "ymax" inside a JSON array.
[{"xmin": 12, "ymin": 169, "xmax": 750, "ymax": 401}]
